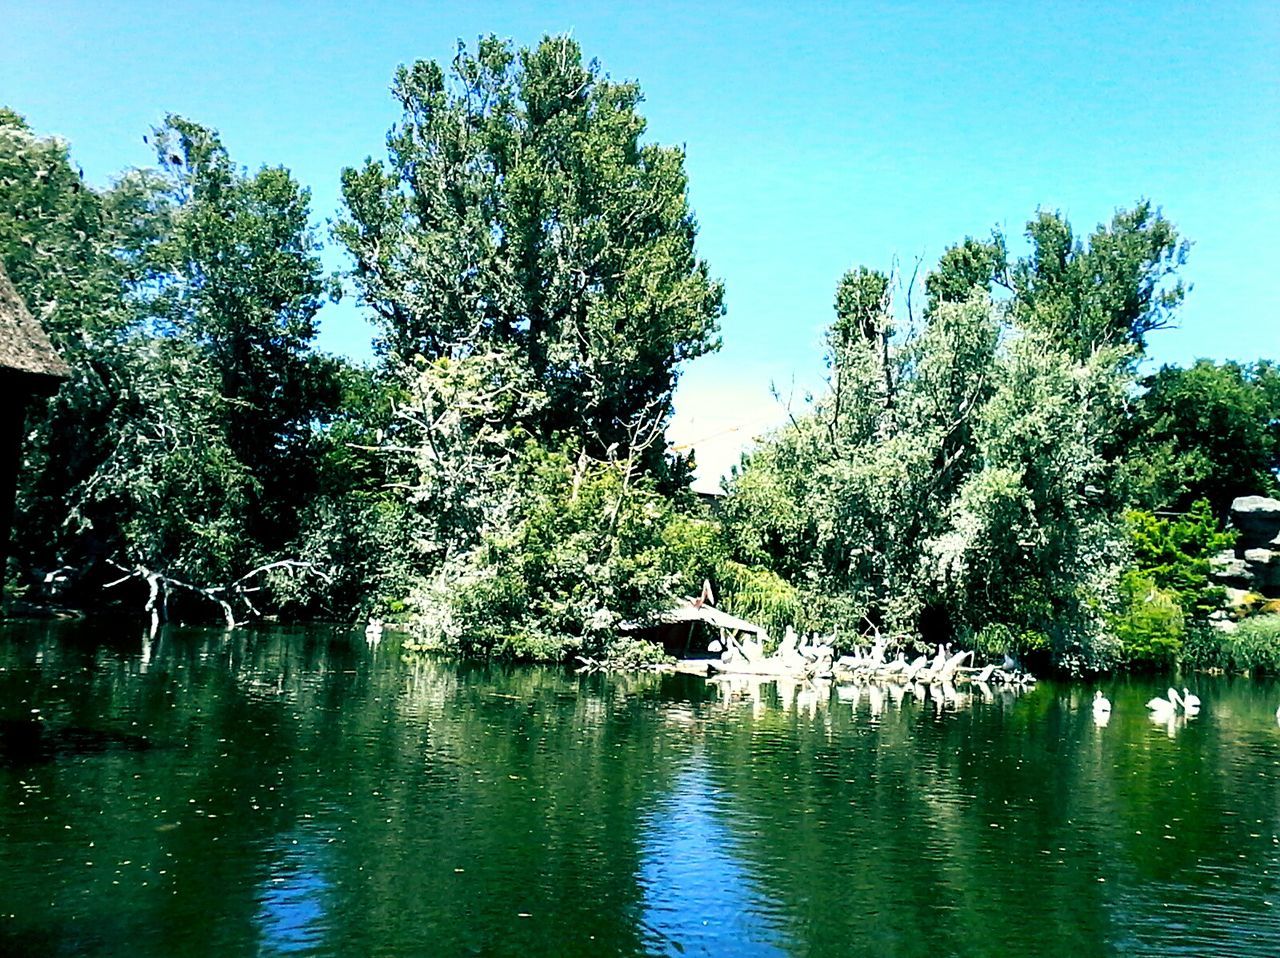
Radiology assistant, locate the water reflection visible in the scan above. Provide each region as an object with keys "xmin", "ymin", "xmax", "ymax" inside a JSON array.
[
  {"xmin": 3, "ymin": 622, "xmax": 1280, "ymax": 957},
  {"xmin": 639, "ymin": 765, "xmax": 790, "ymax": 957},
  {"xmin": 255, "ymin": 831, "xmax": 331, "ymax": 955}
]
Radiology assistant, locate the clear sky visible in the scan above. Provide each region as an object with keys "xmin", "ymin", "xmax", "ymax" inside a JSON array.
[{"xmin": 3, "ymin": 1, "xmax": 1277, "ymax": 489}]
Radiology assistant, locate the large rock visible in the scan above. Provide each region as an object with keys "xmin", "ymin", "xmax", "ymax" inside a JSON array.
[
  {"xmin": 1211, "ymin": 553, "xmax": 1252, "ymax": 586},
  {"xmin": 1230, "ymin": 496, "xmax": 1280, "ymax": 547}
]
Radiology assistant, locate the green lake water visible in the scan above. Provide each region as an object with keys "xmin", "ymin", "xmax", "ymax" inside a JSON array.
[{"xmin": 1, "ymin": 620, "xmax": 1279, "ymax": 957}]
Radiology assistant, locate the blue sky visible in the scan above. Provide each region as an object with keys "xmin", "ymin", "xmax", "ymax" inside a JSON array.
[{"xmin": 3, "ymin": 1, "xmax": 1277, "ymax": 488}]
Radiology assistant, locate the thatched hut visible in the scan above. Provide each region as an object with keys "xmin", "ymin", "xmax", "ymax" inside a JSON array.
[{"xmin": 0, "ymin": 263, "xmax": 68, "ymax": 582}]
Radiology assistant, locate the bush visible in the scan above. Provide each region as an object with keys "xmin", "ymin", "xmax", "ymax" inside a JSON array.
[
  {"xmin": 602, "ymin": 636, "xmax": 673, "ymax": 670},
  {"xmin": 1183, "ymin": 615, "xmax": 1280, "ymax": 674},
  {"xmin": 412, "ymin": 445, "xmax": 718, "ymax": 661},
  {"xmin": 972, "ymin": 622, "xmax": 1050, "ymax": 660},
  {"xmin": 1111, "ymin": 571, "xmax": 1185, "ymax": 669},
  {"xmin": 1123, "ymin": 500, "xmax": 1233, "ymax": 623},
  {"xmin": 715, "ymin": 559, "xmax": 813, "ymax": 640}
]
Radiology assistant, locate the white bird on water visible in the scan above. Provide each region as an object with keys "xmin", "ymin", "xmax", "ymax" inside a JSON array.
[
  {"xmin": 1146, "ymin": 688, "xmax": 1181, "ymax": 719},
  {"xmin": 1181, "ymin": 688, "xmax": 1201, "ymax": 713},
  {"xmin": 1092, "ymin": 690, "xmax": 1112, "ymax": 717}
]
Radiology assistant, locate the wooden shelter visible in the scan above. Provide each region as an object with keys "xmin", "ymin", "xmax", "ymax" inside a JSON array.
[
  {"xmin": 0, "ymin": 263, "xmax": 68, "ymax": 584},
  {"xmin": 621, "ymin": 598, "xmax": 766, "ymax": 659}
]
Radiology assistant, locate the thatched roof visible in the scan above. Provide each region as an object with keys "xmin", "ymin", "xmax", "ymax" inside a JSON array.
[
  {"xmin": 622, "ymin": 602, "xmax": 765, "ymax": 635},
  {"xmin": 0, "ymin": 262, "xmax": 69, "ymax": 386}
]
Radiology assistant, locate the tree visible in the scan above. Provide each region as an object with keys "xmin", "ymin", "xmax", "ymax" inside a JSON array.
[
  {"xmin": 1123, "ymin": 360, "xmax": 1280, "ymax": 516},
  {"xmin": 720, "ymin": 203, "xmax": 1188, "ymax": 670},
  {"xmin": 336, "ymin": 35, "xmax": 724, "ymax": 470},
  {"xmin": 926, "ymin": 202, "xmax": 1187, "ymax": 359},
  {"xmin": 2, "ymin": 111, "xmax": 344, "ymax": 618},
  {"xmin": 0, "ymin": 109, "xmax": 134, "ymax": 576},
  {"xmin": 122, "ymin": 116, "xmax": 341, "ymax": 552}
]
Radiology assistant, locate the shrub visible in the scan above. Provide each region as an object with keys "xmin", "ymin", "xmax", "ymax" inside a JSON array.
[
  {"xmin": 715, "ymin": 559, "xmax": 813, "ymax": 640},
  {"xmin": 1184, "ymin": 614, "xmax": 1280, "ymax": 674},
  {"xmin": 972, "ymin": 623, "xmax": 1051, "ymax": 660},
  {"xmin": 602, "ymin": 636, "xmax": 673, "ymax": 670},
  {"xmin": 1111, "ymin": 571, "xmax": 1185, "ymax": 669},
  {"xmin": 1123, "ymin": 500, "xmax": 1234, "ymax": 623},
  {"xmin": 413, "ymin": 446, "xmax": 717, "ymax": 661}
]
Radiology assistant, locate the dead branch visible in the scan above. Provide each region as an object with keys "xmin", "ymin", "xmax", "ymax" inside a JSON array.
[{"xmin": 105, "ymin": 558, "xmax": 331, "ymax": 632}]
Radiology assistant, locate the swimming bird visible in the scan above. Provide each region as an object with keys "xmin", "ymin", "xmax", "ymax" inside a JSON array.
[
  {"xmin": 1146, "ymin": 688, "xmax": 1180, "ymax": 718},
  {"xmin": 1181, "ymin": 688, "xmax": 1201, "ymax": 712},
  {"xmin": 1092, "ymin": 690, "xmax": 1112, "ymax": 717}
]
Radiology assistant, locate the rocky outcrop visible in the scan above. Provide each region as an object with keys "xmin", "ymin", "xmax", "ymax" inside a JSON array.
[{"xmin": 1211, "ymin": 496, "xmax": 1280, "ymax": 599}]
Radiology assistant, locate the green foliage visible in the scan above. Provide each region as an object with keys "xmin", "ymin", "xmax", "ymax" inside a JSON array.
[
  {"xmin": 1012, "ymin": 203, "xmax": 1187, "ymax": 359},
  {"xmin": 1, "ymin": 111, "xmax": 343, "ymax": 614},
  {"xmin": 413, "ymin": 446, "xmax": 716, "ymax": 661},
  {"xmin": 927, "ymin": 203, "xmax": 1186, "ymax": 359},
  {"xmin": 1123, "ymin": 500, "xmax": 1233, "ymax": 622},
  {"xmin": 1111, "ymin": 571, "xmax": 1186, "ymax": 669},
  {"xmin": 1183, "ymin": 616, "xmax": 1280, "ymax": 674},
  {"xmin": 336, "ymin": 35, "xmax": 723, "ymax": 472},
  {"xmin": 971, "ymin": 623, "xmax": 1050, "ymax": 660},
  {"xmin": 715, "ymin": 559, "xmax": 814, "ymax": 640},
  {"xmin": 722, "ymin": 202, "xmax": 1186, "ymax": 671},
  {"xmin": 1123, "ymin": 360, "xmax": 1280, "ymax": 516},
  {"xmin": 120, "ymin": 115, "xmax": 342, "ymax": 552},
  {"xmin": 602, "ymin": 636, "xmax": 673, "ymax": 669}
]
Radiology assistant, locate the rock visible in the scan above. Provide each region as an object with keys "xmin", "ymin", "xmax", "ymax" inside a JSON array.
[
  {"xmin": 1230, "ymin": 496, "xmax": 1280, "ymax": 546},
  {"xmin": 1211, "ymin": 556, "xmax": 1252, "ymax": 586},
  {"xmin": 1244, "ymin": 548, "xmax": 1280, "ymax": 566},
  {"xmin": 1252, "ymin": 563, "xmax": 1280, "ymax": 591},
  {"xmin": 1223, "ymin": 586, "xmax": 1254, "ymax": 608}
]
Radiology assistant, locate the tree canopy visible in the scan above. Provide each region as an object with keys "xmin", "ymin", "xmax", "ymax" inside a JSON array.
[
  {"xmin": 1, "ymin": 41, "xmax": 1275, "ymax": 673},
  {"xmin": 337, "ymin": 36, "xmax": 723, "ymax": 472}
]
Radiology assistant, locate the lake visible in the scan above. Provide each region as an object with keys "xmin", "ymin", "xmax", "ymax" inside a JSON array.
[{"xmin": 1, "ymin": 620, "xmax": 1278, "ymax": 957}]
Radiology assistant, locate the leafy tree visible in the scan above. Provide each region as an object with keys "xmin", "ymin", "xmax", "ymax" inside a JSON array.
[
  {"xmin": 927, "ymin": 202, "xmax": 1187, "ymax": 359},
  {"xmin": 2, "ymin": 111, "xmax": 344, "ymax": 615},
  {"xmin": 413, "ymin": 444, "xmax": 718, "ymax": 660},
  {"xmin": 1109, "ymin": 572, "xmax": 1186, "ymax": 670},
  {"xmin": 122, "ymin": 116, "xmax": 341, "ymax": 552},
  {"xmin": 336, "ymin": 35, "xmax": 724, "ymax": 470},
  {"xmin": 721, "ymin": 203, "xmax": 1186, "ymax": 670},
  {"xmin": 925, "ymin": 234, "xmax": 1007, "ymax": 311},
  {"xmin": 0, "ymin": 110, "xmax": 135, "ymax": 576},
  {"xmin": 1123, "ymin": 360, "xmax": 1280, "ymax": 516},
  {"xmin": 71, "ymin": 338, "xmax": 257, "ymax": 586},
  {"xmin": 1121, "ymin": 499, "xmax": 1233, "ymax": 622}
]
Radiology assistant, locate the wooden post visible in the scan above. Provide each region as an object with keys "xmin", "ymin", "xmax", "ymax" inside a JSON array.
[{"xmin": 681, "ymin": 621, "xmax": 696, "ymax": 659}]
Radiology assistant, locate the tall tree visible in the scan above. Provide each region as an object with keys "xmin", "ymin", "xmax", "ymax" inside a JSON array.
[
  {"xmin": 0, "ymin": 109, "xmax": 132, "ymax": 574},
  {"xmin": 336, "ymin": 35, "xmax": 724, "ymax": 467},
  {"xmin": 123, "ymin": 116, "xmax": 340, "ymax": 551},
  {"xmin": 1123, "ymin": 360, "xmax": 1280, "ymax": 516},
  {"xmin": 927, "ymin": 202, "xmax": 1187, "ymax": 359},
  {"xmin": 2, "ymin": 111, "xmax": 341, "ymax": 610}
]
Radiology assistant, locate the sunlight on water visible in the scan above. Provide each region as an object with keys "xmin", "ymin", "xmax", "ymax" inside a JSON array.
[{"xmin": 639, "ymin": 765, "xmax": 790, "ymax": 957}]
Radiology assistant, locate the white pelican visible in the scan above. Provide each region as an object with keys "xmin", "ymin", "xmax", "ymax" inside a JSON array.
[
  {"xmin": 1092, "ymin": 690, "xmax": 1112, "ymax": 717},
  {"xmin": 1146, "ymin": 688, "xmax": 1180, "ymax": 718},
  {"xmin": 1181, "ymin": 688, "xmax": 1201, "ymax": 712}
]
